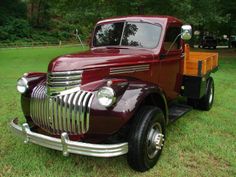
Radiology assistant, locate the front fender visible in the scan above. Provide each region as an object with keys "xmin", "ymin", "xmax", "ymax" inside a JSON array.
[
  {"xmin": 20, "ymin": 72, "xmax": 46, "ymax": 119},
  {"xmin": 87, "ymin": 79, "xmax": 167, "ymax": 137}
]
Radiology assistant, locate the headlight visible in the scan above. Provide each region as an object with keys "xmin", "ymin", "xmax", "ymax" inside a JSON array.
[
  {"xmin": 97, "ymin": 87, "xmax": 116, "ymax": 107},
  {"xmin": 16, "ymin": 77, "xmax": 28, "ymax": 94}
]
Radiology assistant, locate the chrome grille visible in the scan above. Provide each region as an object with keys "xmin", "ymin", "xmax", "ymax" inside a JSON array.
[
  {"xmin": 30, "ymin": 83, "xmax": 94, "ymax": 135},
  {"xmin": 47, "ymin": 70, "xmax": 83, "ymax": 95}
]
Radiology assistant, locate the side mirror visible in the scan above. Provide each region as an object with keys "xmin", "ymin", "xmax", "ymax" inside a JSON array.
[{"xmin": 181, "ymin": 25, "xmax": 192, "ymax": 41}]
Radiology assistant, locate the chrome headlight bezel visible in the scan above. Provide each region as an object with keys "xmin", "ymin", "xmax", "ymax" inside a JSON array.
[
  {"xmin": 16, "ymin": 77, "xmax": 28, "ymax": 94},
  {"xmin": 97, "ymin": 86, "xmax": 116, "ymax": 107}
]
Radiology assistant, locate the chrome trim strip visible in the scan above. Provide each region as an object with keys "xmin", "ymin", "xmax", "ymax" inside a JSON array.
[
  {"xmin": 49, "ymin": 70, "xmax": 83, "ymax": 75},
  {"xmin": 47, "ymin": 70, "xmax": 83, "ymax": 96},
  {"xmin": 111, "ymin": 65, "xmax": 149, "ymax": 70},
  {"xmin": 49, "ymin": 87, "xmax": 81, "ymax": 97},
  {"xmin": 10, "ymin": 119, "xmax": 128, "ymax": 157},
  {"xmin": 111, "ymin": 68, "xmax": 149, "ymax": 73},
  {"xmin": 47, "ymin": 80, "xmax": 81, "ymax": 87},
  {"xmin": 110, "ymin": 64, "xmax": 150, "ymax": 75},
  {"xmin": 48, "ymin": 75, "xmax": 82, "ymax": 81}
]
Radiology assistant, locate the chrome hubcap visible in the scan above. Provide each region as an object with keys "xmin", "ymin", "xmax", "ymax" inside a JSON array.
[{"xmin": 146, "ymin": 122, "xmax": 164, "ymax": 159}]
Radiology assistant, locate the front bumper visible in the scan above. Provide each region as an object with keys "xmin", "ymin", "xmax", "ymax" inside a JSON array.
[{"xmin": 10, "ymin": 118, "xmax": 128, "ymax": 157}]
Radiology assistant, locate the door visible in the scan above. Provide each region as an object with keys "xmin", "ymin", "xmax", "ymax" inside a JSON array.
[{"xmin": 158, "ymin": 26, "xmax": 184, "ymax": 100}]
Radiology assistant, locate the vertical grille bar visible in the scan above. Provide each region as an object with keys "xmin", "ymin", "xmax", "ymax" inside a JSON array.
[
  {"xmin": 77, "ymin": 92, "xmax": 86, "ymax": 133},
  {"xmin": 81, "ymin": 93, "xmax": 90, "ymax": 133},
  {"xmin": 35, "ymin": 85, "xmax": 41, "ymax": 124},
  {"xmin": 39, "ymin": 85, "xmax": 44, "ymax": 126},
  {"xmin": 30, "ymin": 84, "xmax": 94, "ymax": 135},
  {"xmin": 45, "ymin": 92, "xmax": 49, "ymax": 129},
  {"xmin": 67, "ymin": 93, "xmax": 75, "ymax": 133},
  {"xmin": 58, "ymin": 96, "xmax": 63, "ymax": 131},
  {"xmin": 53, "ymin": 97, "xmax": 59, "ymax": 132},
  {"xmin": 72, "ymin": 91, "xmax": 81, "ymax": 133},
  {"xmin": 75, "ymin": 91, "xmax": 82, "ymax": 133},
  {"xmin": 63, "ymin": 95, "xmax": 68, "ymax": 131},
  {"xmin": 86, "ymin": 94, "xmax": 94, "ymax": 132},
  {"xmin": 42, "ymin": 92, "xmax": 47, "ymax": 128}
]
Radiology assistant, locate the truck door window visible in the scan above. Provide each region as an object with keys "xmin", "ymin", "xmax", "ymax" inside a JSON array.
[{"xmin": 164, "ymin": 27, "xmax": 181, "ymax": 51}]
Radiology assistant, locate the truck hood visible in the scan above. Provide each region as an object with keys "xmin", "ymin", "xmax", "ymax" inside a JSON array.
[{"xmin": 48, "ymin": 48, "xmax": 154, "ymax": 72}]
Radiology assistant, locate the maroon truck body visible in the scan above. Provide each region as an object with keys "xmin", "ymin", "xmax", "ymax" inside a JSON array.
[
  {"xmin": 22, "ymin": 16, "xmax": 183, "ymax": 141},
  {"xmin": 11, "ymin": 16, "xmax": 217, "ymax": 172}
]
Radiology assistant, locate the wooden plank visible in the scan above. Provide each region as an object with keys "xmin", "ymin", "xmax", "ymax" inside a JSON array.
[{"xmin": 184, "ymin": 51, "xmax": 218, "ymax": 77}]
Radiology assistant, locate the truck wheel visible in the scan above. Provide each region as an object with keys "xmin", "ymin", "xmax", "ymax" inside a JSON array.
[
  {"xmin": 127, "ymin": 106, "xmax": 165, "ymax": 172},
  {"xmin": 187, "ymin": 77, "xmax": 214, "ymax": 111},
  {"xmin": 199, "ymin": 77, "xmax": 214, "ymax": 110}
]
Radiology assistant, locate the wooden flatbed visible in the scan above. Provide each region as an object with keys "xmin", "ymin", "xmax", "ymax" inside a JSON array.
[{"xmin": 184, "ymin": 44, "xmax": 219, "ymax": 76}]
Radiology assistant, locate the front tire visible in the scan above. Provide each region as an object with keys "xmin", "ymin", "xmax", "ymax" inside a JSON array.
[{"xmin": 127, "ymin": 106, "xmax": 166, "ymax": 172}]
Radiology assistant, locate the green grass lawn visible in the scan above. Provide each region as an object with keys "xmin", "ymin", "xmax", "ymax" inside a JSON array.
[{"xmin": 0, "ymin": 47, "xmax": 236, "ymax": 177}]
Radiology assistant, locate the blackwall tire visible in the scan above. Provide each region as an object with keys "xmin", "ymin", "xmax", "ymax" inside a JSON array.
[
  {"xmin": 187, "ymin": 77, "xmax": 214, "ymax": 111},
  {"xmin": 127, "ymin": 106, "xmax": 166, "ymax": 172},
  {"xmin": 199, "ymin": 77, "xmax": 214, "ymax": 111}
]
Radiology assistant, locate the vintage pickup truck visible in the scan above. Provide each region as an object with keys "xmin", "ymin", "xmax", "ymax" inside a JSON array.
[{"xmin": 11, "ymin": 16, "xmax": 218, "ymax": 172}]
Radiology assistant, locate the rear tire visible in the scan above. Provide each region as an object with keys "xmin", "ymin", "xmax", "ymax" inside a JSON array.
[
  {"xmin": 199, "ymin": 77, "xmax": 214, "ymax": 110},
  {"xmin": 187, "ymin": 77, "xmax": 214, "ymax": 111},
  {"xmin": 127, "ymin": 106, "xmax": 165, "ymax": 172}
]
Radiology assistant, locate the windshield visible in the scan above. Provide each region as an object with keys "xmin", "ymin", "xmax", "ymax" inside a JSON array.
[{"xmin": 93, "ymin": 21, "xmax": 162, "ymax": 49}]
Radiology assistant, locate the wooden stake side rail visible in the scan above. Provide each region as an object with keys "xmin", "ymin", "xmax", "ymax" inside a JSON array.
[{"xmin": 183, "ymin": 44, "xmax": 219, "ymax": 76}]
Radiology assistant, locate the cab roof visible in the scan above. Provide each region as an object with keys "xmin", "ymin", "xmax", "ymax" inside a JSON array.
[{"xmin": 97, "ymin": 15, "xmax": 183, "ymax": 25}]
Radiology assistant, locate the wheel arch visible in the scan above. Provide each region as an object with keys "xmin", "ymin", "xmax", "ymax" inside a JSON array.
[{"xmin": 137, "ymin": 91, "xmax": 169, "ymax": 125}]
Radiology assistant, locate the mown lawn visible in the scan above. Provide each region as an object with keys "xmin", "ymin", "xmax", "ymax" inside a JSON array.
[{"xmin": 0, "ymin": 47, "xmax": 235, "ymax": 177}]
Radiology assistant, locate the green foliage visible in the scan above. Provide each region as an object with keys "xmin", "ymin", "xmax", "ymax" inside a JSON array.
[
  {"xmin": 0, "ymin": 0, "xmax": 235, "ymax": 45},
  {"xmin": 0, "ymin": 18, "xmax": 31, "ymax": 41}
]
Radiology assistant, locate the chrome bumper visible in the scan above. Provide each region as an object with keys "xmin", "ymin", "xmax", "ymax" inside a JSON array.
[{"xmin": 10, "ymin": 118, "xmax": 128, "ymax": 157}]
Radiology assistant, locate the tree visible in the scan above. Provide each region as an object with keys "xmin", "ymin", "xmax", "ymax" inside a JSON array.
[{"xmin": 219, "ymin": 0, "xmax": 236, "ymax": 48}]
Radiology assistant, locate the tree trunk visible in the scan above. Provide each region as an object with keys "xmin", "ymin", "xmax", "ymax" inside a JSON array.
[{"xmin": 37, "ymin": 0, "xmax": 42, "ymax": 27}]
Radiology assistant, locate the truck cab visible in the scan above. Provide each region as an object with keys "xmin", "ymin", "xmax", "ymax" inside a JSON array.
[{"xmin": 11, "ymin": 16, "xmax": 218, "ymax": 172}]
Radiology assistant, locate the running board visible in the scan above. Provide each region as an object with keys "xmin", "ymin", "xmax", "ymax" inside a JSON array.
[{"xmin": 168, "ymin": 104, "xmax": 192, "ymax": 122}]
